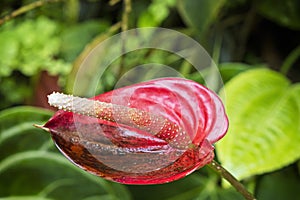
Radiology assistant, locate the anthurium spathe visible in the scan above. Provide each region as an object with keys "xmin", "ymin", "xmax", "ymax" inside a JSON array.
[{"xmin": 38, "ymin": 78, "xmax": 228, "ymax": 184}]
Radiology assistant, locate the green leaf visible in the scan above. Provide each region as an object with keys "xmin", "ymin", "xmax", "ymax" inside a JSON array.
[
  {"xmin": 0, "ymin": 106, "xmax": 52, "ymax": 132},
  {"xmin": 256, "ymin": 0, "xmax": 300, "ymax": 30},
  {"xmin": 216, "ymin": 68, "xmax": 300, "ymax": 180},
  {"xmin": 137, "ymin": 0, "xmax": 176, "ymax": 27},
  {"xmin": 219, "ymin": 62, "xmax": 253, "ymax": 83},
  {"xmin": 0, "ymin": 106, "xmax": 130, "ymax": 200},
  {"xmin": 256, "ymin": 165, "xmax": 300, "ymax": 200},
  {"xmin": 0, "ymin": 106, "xmax": 53, "ymax": 160},
  {"xmin": 177, "ymin": 0, "xmax": 225, "ymax": 35}
]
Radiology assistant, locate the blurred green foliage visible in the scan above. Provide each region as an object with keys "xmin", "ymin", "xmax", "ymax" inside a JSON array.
[
  {"xmin": 178, "ymin": 0, "xmax": 226, "ymax": 39},
  {"xmin": 138, "ymin": 0, "xmax": 176, "ymax": 27},
  {"xmin": 256, "ymin": 0, "xmax": 300, "ymax": 30},
  {"xmin": 0, "ymin": 16, "xmax": 70, "ymax": 77},
  {"xmin": 0, "ymin": 0, "xmax": 300, "ymax": 199},
  {"xmin": 0, "ymin": 16, "xmax": 70, "ymax": 108}
]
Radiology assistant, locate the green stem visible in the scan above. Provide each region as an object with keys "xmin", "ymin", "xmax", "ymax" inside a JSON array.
[
  {"xmin": 0, "ymin": 0, "xmax": 62, "ymax": 26},
  {"xmin": 208, "ymin": 160, "xmax": 256, "ymax": 200},
  {"xmin": 116, "ymin": 0, "xmax": 132, "ymax": 80},
  {"xmin": 121, "ymin": 0, "xmax": 131, "ymax": 32},
  {"xmin": 280, "ymin": 45, "xmax": 300, "ymax": 75}
]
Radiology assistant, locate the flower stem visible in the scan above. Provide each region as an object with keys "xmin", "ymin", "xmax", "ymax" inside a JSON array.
[{"xmin": 208, "ymin": 160, "xmax": 256, "ymax": 200}]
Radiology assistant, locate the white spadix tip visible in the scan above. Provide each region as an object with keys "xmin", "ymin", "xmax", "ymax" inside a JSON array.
[{"xmin": 48, "ymin": 92, "xmax": 74, "ymax": 110}]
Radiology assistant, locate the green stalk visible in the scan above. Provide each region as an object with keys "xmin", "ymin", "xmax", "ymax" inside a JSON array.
[
  {"xmin": 280, "ymin": 45, "xmax": 300, "ymax": 75},
  {"xmin": 208, "ymin": 160, "xmax": 256, "ymax": 200}
]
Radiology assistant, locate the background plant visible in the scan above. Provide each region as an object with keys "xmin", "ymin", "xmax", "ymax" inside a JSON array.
[{"xmin": 0, "ymin": 0, "xmax": 299, "ymax": 199}]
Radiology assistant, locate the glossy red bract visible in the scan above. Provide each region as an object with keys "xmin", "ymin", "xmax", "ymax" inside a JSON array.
[{"xmin": 43, "ymin": 78, "xmax": 228, "ymax": 184}]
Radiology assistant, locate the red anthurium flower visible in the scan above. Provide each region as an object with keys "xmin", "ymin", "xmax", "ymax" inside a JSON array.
[{"xmin": 39, "ymin": 77, "xmax": 228, "ymax": 184}]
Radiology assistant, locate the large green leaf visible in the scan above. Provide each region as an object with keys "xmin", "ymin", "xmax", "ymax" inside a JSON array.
[
  {"xmin": 216, "ymin": 68, "xmax": 300, "ymax": 180},
  {"xmin": 0, "ymin": 106, "xmax": 130, "ymax": 200}
]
